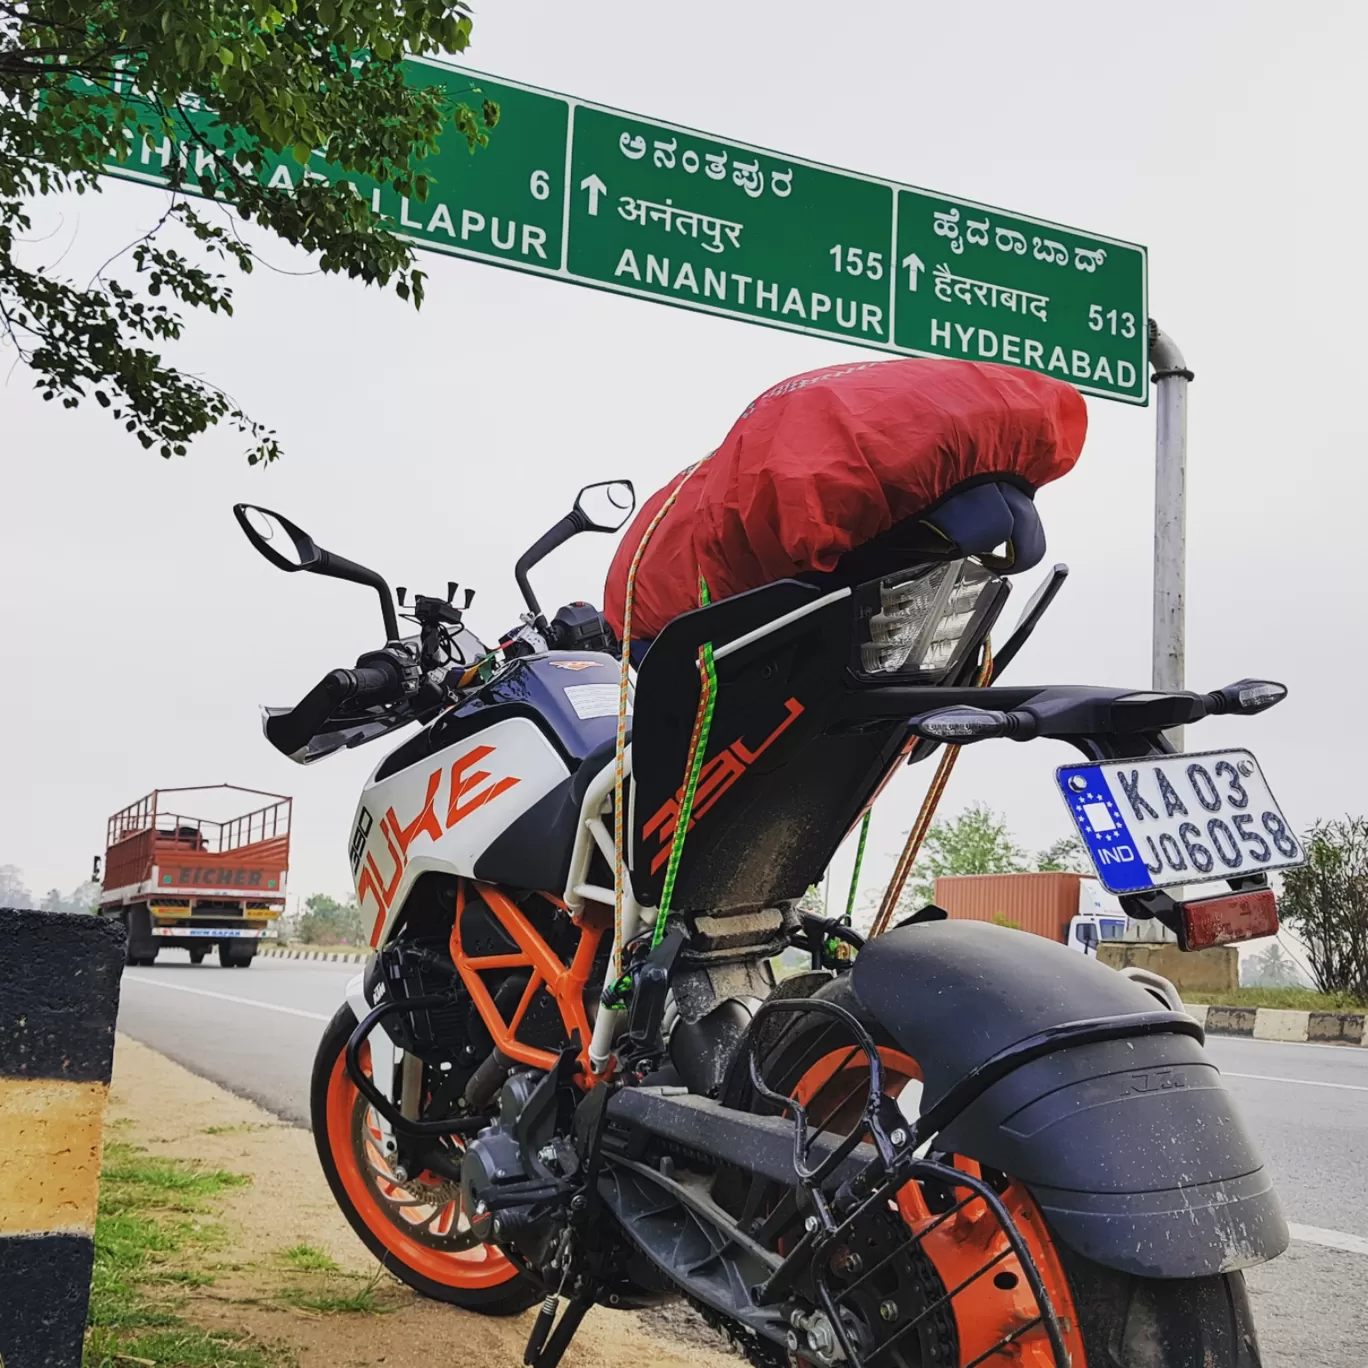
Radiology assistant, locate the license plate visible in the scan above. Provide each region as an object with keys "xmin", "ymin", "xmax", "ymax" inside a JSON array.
[
  {"xmin": 152, "ymin": 926, "xmax": 261, "ymax": 938},
  {"xmin": 1055, "ymin": 749, "xmax": 1303, "ymax": 895}
]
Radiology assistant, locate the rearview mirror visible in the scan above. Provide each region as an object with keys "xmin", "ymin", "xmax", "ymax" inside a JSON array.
[
  {"xmin": 232, "ymin": 503, "xmax": 399, "ymax": 641},
  {"xmin": 574, "ymin": 480, "xmax": 635, "ymax": 533},
  {"xmin": 234, "ymin": 505, "xmax": 321, "ymax": 572}
]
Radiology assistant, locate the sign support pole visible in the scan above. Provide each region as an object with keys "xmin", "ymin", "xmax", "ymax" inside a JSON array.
[{"xmin": 1148, "ymin": 320, "xmax": 1193, "ymax": 745}]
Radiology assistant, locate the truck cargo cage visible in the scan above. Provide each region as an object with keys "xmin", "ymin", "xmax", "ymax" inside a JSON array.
[{"xmin": 101, "ymin": 785, "xmax": 292, "ymax": 905}]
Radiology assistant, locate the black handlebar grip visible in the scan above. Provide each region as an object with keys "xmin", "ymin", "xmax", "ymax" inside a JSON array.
[{"xmin": 265, "ymin": 662, "xmax": 401, "ymax": 758}]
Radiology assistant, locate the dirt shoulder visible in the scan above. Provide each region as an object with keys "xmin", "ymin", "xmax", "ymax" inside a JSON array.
[{"xmin": 106, "ymin": 1035, "xmax": 739, "ymax": 1368}]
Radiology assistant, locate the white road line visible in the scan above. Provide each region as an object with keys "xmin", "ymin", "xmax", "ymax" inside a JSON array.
[
  {"xmin": 1288, "ymin": 1223, "xmax": 1368, "ymax": 1257},
  {"xmin": 1221, "ymin": 1070, "xmax": 1368, "ymax": 1094},
  {"xmin": 123, "ymin": 975, "xmax": 331, "ymax": 1022},
  {"xmin": 1210, "ymin": 1034, "xmax": 1368, "ymax": 1055}
]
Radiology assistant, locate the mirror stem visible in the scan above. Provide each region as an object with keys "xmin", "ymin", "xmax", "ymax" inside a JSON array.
[
  {"xmin": 514, "ymin": 512, "xmax": 584, "ymax": 629},
  {"xmin": 317, "ymin": 549, "xmax": 400, "ymax": 641}
]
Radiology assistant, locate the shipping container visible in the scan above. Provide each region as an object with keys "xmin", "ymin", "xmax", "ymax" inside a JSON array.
[{"xmin": 933, "ymin": 872, "xmax": 1091, "ymax": 943}]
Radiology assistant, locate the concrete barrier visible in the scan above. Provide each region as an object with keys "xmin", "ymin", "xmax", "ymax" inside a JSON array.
[
  {"xmin": 257, "ymin": 944, "xmax": 368, "ymax": 964},
  {"xmin": 1252, "ymin": 1008, "xmax": 1312, "ymax": 1042},
  {"xmin": 1098, "ymin": 941, "xmax": 1238, "ymax": 993},
  {"xmin": 1192, "ymin": 1002, "xmax": 1368, "ymax": 1045},
  {"xmin": 0, "ymin": 908, "xmax": 125, "ymax": 1368}
]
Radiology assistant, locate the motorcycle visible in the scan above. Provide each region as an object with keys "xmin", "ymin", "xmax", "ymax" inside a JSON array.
[{"xmin": 234, "ymin": 475, "xmax": 1297, "ymax": 1368}]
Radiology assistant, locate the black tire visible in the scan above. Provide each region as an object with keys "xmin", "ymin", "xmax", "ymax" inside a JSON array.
[
  {"xmin": 218, "ymin": 942, "xmax": 254, "ymax": 968},
  {"xmin": 122, "ymin": 908, "xmax": 157, "ymax": 966},
  {"xmin": 735, "ymin": 978, "xmax": 1265, "ymax": 1367},
  {"xmin": 189, "ymin": 949, "xmax": 207, "ymax": 965},
  {"xmin": 309, "ymin": 1003, "xmax": 540, "ymax": 1314}
]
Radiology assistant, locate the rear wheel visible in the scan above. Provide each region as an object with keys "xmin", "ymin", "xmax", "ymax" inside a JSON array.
[
  {"xmin": 741, "ymin": 985, "xmax": 1264, "ymax": 1367},
  {"xmin": 309, "ymin": 1004, "xmax": 539, "ymax": 1313},
  {"xmin": 218, "ymin": 942, "xmax": 254, "ymax": 968}
]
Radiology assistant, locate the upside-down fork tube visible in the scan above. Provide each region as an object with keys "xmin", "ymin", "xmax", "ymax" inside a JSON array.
[{"xmin": 449, "ymin": 880, "xmax": 610, "ymax": 1084}]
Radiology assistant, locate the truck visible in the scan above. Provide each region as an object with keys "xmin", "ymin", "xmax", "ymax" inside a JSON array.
[
  {"xmin": 932, "ymin": 871, "xmax": 1174, "ymax": 956},
  {"xmin": 97, "ymin": 786, "xmax": 291, "ymax": 967}
]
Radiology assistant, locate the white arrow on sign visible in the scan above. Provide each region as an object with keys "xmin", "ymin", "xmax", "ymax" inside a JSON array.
[
  {"xmin": 901, "ymin": 252, "xmax": 925, "ymax": 291},
  {"xmin": 580, "ymin": 173, "xmax": 607, "ymax": 216}
]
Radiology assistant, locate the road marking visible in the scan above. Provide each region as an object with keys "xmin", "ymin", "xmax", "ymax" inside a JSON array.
[
  {"xmin": 1221, "ymin": 1070, "xmax": 1368, "ymax": 1094},
  {"xmin": 1287, "ymin": 1223, "xmax": 1368, "ymax": 1257},
  {"xmin": 123, "ymin": 976, "xmax": 331, "ymax": 1022},
  {"xmin": 1209, "ymin": 1034, "xmax": 1368, "ymax": 1055}
]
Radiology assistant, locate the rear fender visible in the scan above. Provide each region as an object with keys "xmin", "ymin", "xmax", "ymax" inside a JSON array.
[{"xmin": 850, "ymin": 921, "xmax": 1288, "ymax": 1279}]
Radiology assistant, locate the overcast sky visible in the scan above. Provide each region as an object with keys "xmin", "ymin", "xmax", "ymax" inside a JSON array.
[{"xmin": 2, "ymin": 0, "xmax": 1363, "ymax": 920}]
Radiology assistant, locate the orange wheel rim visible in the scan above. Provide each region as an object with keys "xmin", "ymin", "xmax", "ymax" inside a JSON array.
[
  {"xmin": 792, "ymin": 1046, "xmax": 1086, "ymax": 1367},
  {"xmin": 325, "ymin": 1043, "xmax": 520, "ymax": 1290}
]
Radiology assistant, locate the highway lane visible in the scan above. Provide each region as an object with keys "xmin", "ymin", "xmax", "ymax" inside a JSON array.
[
  {"xmin": 116, "ymin": 951, "xmax": 353, "ymax": 1124},
  {"xmin": 117, "ymin": 955, "xmax": 1368, "ymax": 1366}
]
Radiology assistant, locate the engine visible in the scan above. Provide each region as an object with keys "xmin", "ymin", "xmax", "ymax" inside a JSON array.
[{"xmin": 461, "ymin": 1069, "xmax": 575, "ymax": 1273}]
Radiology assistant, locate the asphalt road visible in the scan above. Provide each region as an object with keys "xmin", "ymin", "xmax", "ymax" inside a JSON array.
[{"xmin": 117, "ymin": 953, "xmax": 1368, "ymax": 1367}]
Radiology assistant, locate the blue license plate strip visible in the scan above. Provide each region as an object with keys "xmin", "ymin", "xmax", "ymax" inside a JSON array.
[{"xmin": 1054, "ymin": 748, "xmax": 1303, "ymax": 895}]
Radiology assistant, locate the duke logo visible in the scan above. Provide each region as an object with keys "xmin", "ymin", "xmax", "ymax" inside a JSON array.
[{"xmin": 357, "ymin": 745, "xmax": 521, "ymax": 944}]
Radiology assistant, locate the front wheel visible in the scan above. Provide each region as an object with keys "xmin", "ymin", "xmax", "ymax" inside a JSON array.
[
  {"xmin": 739, "ymin": 985, "xmax": 1264, "ymax": 1367},
  {"xmin": 309, "ymin": 1004, "xmax": 539, "ymax": 1313}
]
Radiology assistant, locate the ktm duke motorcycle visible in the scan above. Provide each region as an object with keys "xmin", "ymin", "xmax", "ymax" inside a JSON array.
[{"xmin": 235, "ymin": 475, "xmax": 1298, "ymax": 1368}]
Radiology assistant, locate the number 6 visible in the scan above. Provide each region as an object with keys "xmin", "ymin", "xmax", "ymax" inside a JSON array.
[{"xmin": 529, "ymin": 169, "xmax": 550, "ymax": 201}]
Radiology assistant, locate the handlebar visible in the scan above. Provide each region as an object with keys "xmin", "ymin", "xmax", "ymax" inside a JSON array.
[{"xmin": 265, "ymin": 659, "xmax": 405, "ymax": 758}]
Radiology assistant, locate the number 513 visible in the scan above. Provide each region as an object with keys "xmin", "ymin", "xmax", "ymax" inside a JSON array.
[{"xmin": 1089, "ymin": 305, "xmax": 1136, "ymax": 337}]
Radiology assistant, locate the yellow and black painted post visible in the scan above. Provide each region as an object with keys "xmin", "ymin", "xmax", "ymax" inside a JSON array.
[{"xmin": 0, "ymin": 908, "xmax": 125, "ymax": 1368}]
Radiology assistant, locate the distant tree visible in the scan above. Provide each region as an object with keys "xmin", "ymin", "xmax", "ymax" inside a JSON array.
[
  {"xmin": 900, "ymin": 803, "xmax": 1028, "ymax": 912},
  {"xmin": 298, "ymin": 893, "xmax": 365, "ymax": 946},
  {"xmin": 39, "ymin": 879, "xmax": 99, "ymax": 913},
  {"xmin": 1279, "ymin": 818, "xmax": 1368, "ymax": 1002},
  {"xmin": 1243, "ymin": 941, "xmax": 1302, "ymax": 989},
  {"xmin": 1036, "ymin": 835, "xmax": 1088, "ymax": 873},
  {"xmin": 0, "ymin": 864, "xmax": 35, "ymax": 909}
]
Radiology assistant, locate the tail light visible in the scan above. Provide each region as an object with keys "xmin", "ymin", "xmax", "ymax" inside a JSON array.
[
  {"xmin": 1180, "ymin": 888, "xmax": 1279, "ymax": 950},
  {"xmin": 856, "ymin": 559, "xmax": 1005, "ymax": 679}
]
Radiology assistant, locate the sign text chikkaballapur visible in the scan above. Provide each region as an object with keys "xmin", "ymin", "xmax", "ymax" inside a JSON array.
[{"xmin": 103, "ymin": 61, "xmax": 1148, "ymax": 405}]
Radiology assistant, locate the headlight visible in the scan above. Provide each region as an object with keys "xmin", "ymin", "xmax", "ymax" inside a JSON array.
[{"xmin": 857, "ymin": 559, "xmax": 1003, "ymax": 677}]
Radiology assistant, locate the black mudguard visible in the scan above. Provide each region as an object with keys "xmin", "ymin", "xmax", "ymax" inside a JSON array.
[{"xmin": 850, "ymin": 920, "xmax": 1288, "ymax": 1280}]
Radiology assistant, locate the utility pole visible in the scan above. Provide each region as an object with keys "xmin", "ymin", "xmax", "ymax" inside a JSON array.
[{"xmin": 1148, "ymin": 322, "xmax": 1193, "ymax": 745}]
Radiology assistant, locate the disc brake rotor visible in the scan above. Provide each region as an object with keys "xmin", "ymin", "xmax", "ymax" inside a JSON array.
[{"xmin": 352, "ymin": 1096, "xmax": 480, "ymax": 1251}]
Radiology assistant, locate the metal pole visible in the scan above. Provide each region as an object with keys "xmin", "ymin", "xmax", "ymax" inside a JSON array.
[{"xmin": 1148, "ymin": 321, "xmax": 1193, "ymax": 745}]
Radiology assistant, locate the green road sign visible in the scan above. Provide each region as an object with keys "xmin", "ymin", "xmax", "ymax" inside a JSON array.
[{"xmin": 99, "ymin": 61, "xmax": 1148, "ymax": 404}]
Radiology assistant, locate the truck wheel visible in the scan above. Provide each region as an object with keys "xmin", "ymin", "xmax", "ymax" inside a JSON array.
[
  {"xmin": 122, "ymin": 908, "xmax": 158, "ymax": 966},
  {"xmin": 189, "ymin": 949, "xmax": 207, "ymax": 965},
  {"xmin": 218, "ymin": 943, "xmax": 255, "ymax": 968}
]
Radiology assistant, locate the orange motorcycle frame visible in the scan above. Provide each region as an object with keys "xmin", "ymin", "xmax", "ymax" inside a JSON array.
[{"xmin": 448, "ymin": 879, "xmax": 609, "ymax": 1083}]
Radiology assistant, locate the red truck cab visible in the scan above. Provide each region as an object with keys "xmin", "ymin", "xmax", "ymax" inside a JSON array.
[{"xmin": 98, "ymin": 786, "xmax": 291, "ymax": 967}]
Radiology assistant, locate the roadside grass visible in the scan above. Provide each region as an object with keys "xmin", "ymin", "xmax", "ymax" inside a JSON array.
[
  {"xmin": 85, "ymin": 1142, "xmax": 279, "ymax": 1368},
  {"xmin": 1185, "ymin": 986, "xmax": 1367, "ymax": 1011},
  {"xmin": 202, "ymin": 1123, "xmax": 281, "ymax": 1136},
  {"xmin": 278, "ymin": 1244, "xmax": 338, "ymax": 1273},
  {"xmin": 275, "ymin": 1267, "xmax": 396, "ymax": 1317}
]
